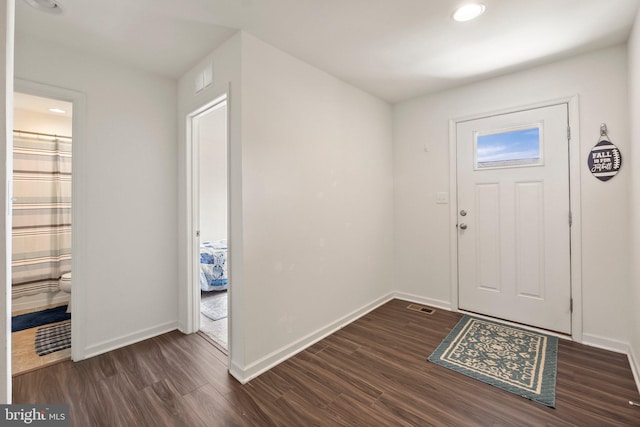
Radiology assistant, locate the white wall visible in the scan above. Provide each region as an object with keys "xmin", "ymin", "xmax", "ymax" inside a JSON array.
[
  {"xmin": 198, "ymin": 104, "xmax": 227, "ymax": 243},
  {"xmin": 628, "ymin": 9, "xmax": 640, "ymax": 384},
  {"xmin": 238, "ymin": 33, "xmax": 393, "ymax": 378},
  {"xmin": 15, "ymin": 32, "xmax": 179, "ymax": 357},
  {"xmin": 178, "ymin": 32, "xmax": 394, "ymax": 381},
  {"xmin": 394, "ymin": 45, "xmax": 630, "ymax": 346}
]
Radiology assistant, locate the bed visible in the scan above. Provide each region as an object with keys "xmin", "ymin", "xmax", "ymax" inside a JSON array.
[{"xmin": 200, "ymin": 240, "xmax": 228, "ymax": 291}]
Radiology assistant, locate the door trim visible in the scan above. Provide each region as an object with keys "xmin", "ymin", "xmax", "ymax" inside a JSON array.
[
  {"xmin": 185, "ymin": 93, "xmax": 228, "ymax": 336},
  {"xmin": 448, "ymin": 96, "xmax": 582, "ymax": 341}
]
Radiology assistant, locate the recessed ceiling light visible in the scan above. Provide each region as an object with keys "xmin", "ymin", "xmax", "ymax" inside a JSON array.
[
  {"xmin": 452, "ymin": 3, "xmax": 486, "ymax": 22},
  {"xmin": 23, "ymin": 0, "xmax": 64, "ymax": 14},
  {"xmin": 48, "ymin": 108, "xmax": 66, "ymax": 114}
]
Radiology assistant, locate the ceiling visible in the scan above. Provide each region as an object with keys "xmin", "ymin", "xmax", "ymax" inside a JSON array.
[
  {"xmin": 15, "ymin": 0, "xmax": 640, "ymax": 103},
  {"xmin": 14, "ymin": 92, "xmax": 73, "ymax": 118}
]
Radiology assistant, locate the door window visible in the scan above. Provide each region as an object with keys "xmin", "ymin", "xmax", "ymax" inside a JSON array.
[{"xmin": 475, "ymin": 125, "xmax": 542, "ymax": 169}]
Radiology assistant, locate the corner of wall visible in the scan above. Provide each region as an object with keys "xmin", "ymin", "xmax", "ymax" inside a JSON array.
[
  {"xmin": 82, "ymin": 321, "xmax": 178, "ymax": 360},
  {"xmin": 229, "ymin": 293, "xmax": 394, "ymax": 384},
  {"xmin": 627, "ymin": 2, "xmax": 640, "ymax": 396}
]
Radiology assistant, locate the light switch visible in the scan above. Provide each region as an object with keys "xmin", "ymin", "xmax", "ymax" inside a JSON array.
[{"xmin": 436, "ymin": 192, "xmax": 449, "ymax": 204}]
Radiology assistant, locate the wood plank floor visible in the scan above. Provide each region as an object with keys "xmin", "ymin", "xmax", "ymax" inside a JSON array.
[{"xmin": 13, "ymin": 299, "xmax": 640, "ymax": 426}]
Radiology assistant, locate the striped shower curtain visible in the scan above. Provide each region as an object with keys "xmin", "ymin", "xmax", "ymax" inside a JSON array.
[{"xmin": 12, "ymin": 132, "xmax": 72, "ymax": 298}]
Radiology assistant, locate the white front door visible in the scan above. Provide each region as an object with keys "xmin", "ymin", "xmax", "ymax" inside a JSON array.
[{"xmin": 456, "ymin": 103, "xmax": 571, "ymax": 334}]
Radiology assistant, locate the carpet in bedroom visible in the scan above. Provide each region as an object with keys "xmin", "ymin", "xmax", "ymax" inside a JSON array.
[
  {"xmin": 201, "ymin": 290, "xmax": 227, "ymax": 321},
  {"xmin": 200, "ymin": 290, "xmax": 228, "ymax": 352}
]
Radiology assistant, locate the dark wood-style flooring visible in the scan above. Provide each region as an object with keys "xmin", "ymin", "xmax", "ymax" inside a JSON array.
[{"xmin": 13, "ymin": 299, "xmax": 640, "ymax": 426}]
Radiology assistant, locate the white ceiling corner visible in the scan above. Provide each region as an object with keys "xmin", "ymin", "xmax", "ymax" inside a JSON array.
[{"xmin": 15, "ymin": 0, "xmax": 640, "ymax": 103}]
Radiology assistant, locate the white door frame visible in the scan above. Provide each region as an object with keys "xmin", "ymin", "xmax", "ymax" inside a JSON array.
[
  {"xmin": 185, "ymin": 93, "xmax": 229, "ymax": 339},
  {"xmin": 448, "ymin": 95, "xmax": 583, "ymax": 341},
  {"xmin": 13, "ymin": 78, "xmax": 87, "ymax": 361}
]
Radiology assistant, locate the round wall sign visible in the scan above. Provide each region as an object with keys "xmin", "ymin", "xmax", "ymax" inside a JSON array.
[{"xmin": 588, "ymin": 139, "xmax": 622, "ymax": 182}]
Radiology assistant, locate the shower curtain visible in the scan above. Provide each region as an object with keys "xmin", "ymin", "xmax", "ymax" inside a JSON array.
[{"xmin": 12, "ymin": 132, "xmax": 72, "ymax": 298}]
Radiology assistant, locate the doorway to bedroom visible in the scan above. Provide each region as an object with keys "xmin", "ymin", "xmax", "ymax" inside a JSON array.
[{"xmin": 193, "ymin": 98, "xmax": 229, "ymax": 353}]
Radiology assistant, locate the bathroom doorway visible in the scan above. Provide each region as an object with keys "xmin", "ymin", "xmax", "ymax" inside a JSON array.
[
  {"xmin": 191, "ymin": 97, "xmax": 229, "ymax": 353},
  {"xmin": 11, "ymin": 91, "xmax": 73, "ymax": 375}
]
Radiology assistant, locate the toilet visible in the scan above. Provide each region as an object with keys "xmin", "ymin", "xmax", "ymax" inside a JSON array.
[{"xmin": 59, "ymin": 272, "xmax": 72, "ymax": 313}]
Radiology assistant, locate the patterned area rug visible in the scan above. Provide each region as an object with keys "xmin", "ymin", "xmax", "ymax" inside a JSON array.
[
  {"xmin": 201, "ymin": 291, "xmax": 227, "ymax": 321},
  {"xmin": 428, "ymin": 315, "xmax": 558, "ymax": 407},
  {"xmin": 35, "ymin": 320, "xmax": 71, "ymax": 356}
]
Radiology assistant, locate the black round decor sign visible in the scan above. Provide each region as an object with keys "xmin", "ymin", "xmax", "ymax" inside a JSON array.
[{"xmin": 588, "ymin": 139, "xmax": 622, "ymax": 182}]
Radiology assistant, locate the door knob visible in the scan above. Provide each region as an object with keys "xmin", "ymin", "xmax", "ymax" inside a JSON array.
[
  {"xmin": 459, "ymin": 223, "xmax": 468, "ymax": 230},
  {"xmin": 460, "ymin": 210, "xmax": 467, "ymax": 216}
]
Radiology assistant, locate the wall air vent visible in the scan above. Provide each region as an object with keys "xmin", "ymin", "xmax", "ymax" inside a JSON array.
[{"xmin": 195, "ymin": 62, "xmax": 214, "ymax": 94}]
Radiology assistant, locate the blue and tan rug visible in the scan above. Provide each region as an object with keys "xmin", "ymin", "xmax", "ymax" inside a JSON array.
[{"xmin": 428, "ymin": 315, "xmax": 558, "ymax": 407}]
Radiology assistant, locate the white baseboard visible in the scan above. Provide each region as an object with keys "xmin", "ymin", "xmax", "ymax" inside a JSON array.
[
  {"xmin": 629, "ymin": 344, "xmax": 640, "ymax": 394},
  {"xmin": 81, "ymin": 321, "xmax": 179, "ymax": 360},
  {"xmin": 391, "ymin": 296, "xmax": 639, "ymax": 393},
  {"xmin": 581, "ymin": 333, "xmax": 630, "ymax": 355},
  {"xmin": 392, "ymin": 292, "xmax": 452, "ymax": 311},
  {"xmin": 72, "ymin": 293, "xmax": 640, "ymax": 397},
  {"xmin": 228, "ymin": 359, "xmax": 245, "ymax": 384},
  {"xmin": 12, "ymin": 292, "xmax": 70, "ymax": 314},
  {"xmin": 230, "ymin": 293, "xmax": 395, "ymax": 384},
  {"xmin": 581, "ymin": 332, "xmax": 640, "ymax": 393}
]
